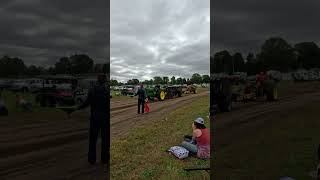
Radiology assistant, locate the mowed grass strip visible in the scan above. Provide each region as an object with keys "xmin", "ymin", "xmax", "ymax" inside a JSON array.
[
  {"xmin": 110, "ymin": 96, "xmax": 210, "ymax": 180},
  {"xmin": 214, "ymin": 100, "xmax": 320, "ymax": 179}
]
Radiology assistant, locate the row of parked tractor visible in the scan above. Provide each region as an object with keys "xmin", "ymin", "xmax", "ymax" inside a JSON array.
[
  {"xmin": 211, "ymin": 71, "xmax": 279, "ymax": 112},
  {"xmin": 0, "ymin": 75, "xmax": 110, "ymax": 107},
  {"xmin": 111, "ymin": 84, "xmax": 205, "ymax": 101}
]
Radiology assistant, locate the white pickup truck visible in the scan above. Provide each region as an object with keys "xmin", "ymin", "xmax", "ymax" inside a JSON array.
[{"xmin": 9, "ymin": 79, "xmax": 44, "ymax": 92}]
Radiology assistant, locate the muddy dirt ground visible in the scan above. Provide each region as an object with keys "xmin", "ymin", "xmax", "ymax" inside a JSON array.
[
  {"xmin": 213, "ymin": 82, "xmax": 320, "ymax": 178},
  {"xmin": 1, "ymin": 81, "xmax": 319, "ymax": 179},
  {"xmin": 0, "ymin": 91, "xmax": 208, "ymax": 180}
]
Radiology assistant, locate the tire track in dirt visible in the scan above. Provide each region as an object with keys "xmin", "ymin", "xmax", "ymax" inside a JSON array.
[
  {"xmin": 0, "ymin": 139, "xmax": 106, "ymax": 180},
  {"xmin": 110, "ymin": 91, "xmax": 209, "ymax": 140},
  {"xmin": 213, "ymin": 92, "xmax": 320, "ymax": 151}
]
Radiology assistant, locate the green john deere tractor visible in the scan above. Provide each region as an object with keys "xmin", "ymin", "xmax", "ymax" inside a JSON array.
[{"xmin": 145, "ymin": 85, "xmax": 182, "ymax": 101}]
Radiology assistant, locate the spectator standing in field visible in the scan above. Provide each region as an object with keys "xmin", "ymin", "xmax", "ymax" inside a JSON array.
[
  {"xmin": 76, "ymin": 74, "xmax": 109, "ymax": 165},
  {"xmin": 0, "ymin": 92, "xmax": 8, "ymax": 116},
  {"xmin": 135, "ymin": 84, "xmax": 147, "ymax": 114}
]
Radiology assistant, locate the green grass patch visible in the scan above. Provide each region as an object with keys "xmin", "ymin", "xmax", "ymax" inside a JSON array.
[
  {"xmin": 111, "ymin": 96, "xmax": 210, "ymax": 180},
  {"xmin": 0, "ymin": 90, "xmax": 63, "ymax": 113},
  {"xmin": 0, "ymin": 90, "xmax": 80, "ymax": 124},
  {"xmin": 214, "ymin": 101, "xmax": 320, "ymax": 179},
  {"xmin": 196, "ymin": 87, "xmax": 209, "ymax": 93}
]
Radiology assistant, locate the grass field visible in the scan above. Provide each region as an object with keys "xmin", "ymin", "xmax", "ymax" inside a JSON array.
[
  {"xmin": 110, "ymin": 96, "xmax": 210, "ymax": 180},
  {"xmin": 0, "ymin": 90, "xmax": 68, "ymax": 113}
]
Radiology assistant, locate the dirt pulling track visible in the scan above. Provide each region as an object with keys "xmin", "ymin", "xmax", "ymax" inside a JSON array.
[
  {"xmin": 110, "ymin": 91, "xmax": 209, "ymax": 139},
  {"xmin": 214, "ymin": 91, "xmax": 320, "ymax": 149},
  {"xmin": 1, "ymin": 82, "xmax": 319, "ymax": 179},
  {"xmin": 213, "ymin": 83, "xmax": 320, "ymax": 178},
  {"xmin": 0, "ymin": 91, "xmax": 208, "ymax": 180}
]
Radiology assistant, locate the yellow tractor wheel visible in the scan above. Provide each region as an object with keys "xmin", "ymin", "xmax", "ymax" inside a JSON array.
[
  {"xmin": 273, "ymin": 87, "xmax": 278, "ymax": 100},
  {"xmin": 160, "ymin": 91, "xmax": 166, "ymax": 101}
]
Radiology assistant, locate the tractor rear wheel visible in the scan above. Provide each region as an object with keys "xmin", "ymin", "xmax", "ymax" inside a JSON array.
[
  {"xmin": 218, "ymin": 95, "xmax": 232, "ymax": 112},
  {"xmin": 177, "ymin": 91, "xmax": 182, "ymax": 97},
  {"xmin": 273, "ymin": 87, "xmax": 278, "ymax": 100},
  {"xmin": 159, "ymin": 91, "xmax": 166, "ymax": 101}
]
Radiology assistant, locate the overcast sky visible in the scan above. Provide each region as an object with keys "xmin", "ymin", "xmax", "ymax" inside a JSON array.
[
  {"xmin": 0, "ymin": 0, "xmax": 108, "ymax": 67},
  {"xmin": 111, "ymin": 0, "xmax": 210, "ymax": 82},
  {"xmin": 212, "ymin": 0, "xmax": 320, "ymax": 57}
]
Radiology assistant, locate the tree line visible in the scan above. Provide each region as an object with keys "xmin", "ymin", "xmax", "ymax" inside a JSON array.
[
  {"xmin": 211, "ymin": 37, "xmax": 320, "ymax": 75},
  {"xmin": 0, "ymin": 54, "xmax": 109, "ymax": 78},
  {"xmin": 110, "ymin": 73, "xmax": 210, "ymax": 86}
]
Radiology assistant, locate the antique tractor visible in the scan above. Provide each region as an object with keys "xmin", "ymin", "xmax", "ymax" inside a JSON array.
[
  {"xmin": 145, "ymin": 85, "xmax": 182, "ymax": 101},
  {"xmin": 185, "ymin": 84, "xmax": 197, "ymax": 94}
]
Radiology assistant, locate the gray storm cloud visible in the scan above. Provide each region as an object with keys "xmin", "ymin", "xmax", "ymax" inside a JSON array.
[
  {"xmin": 111, "ymin": 0, "xmax": 210, "ymax": 82},
  {"xmin": 211, "ymin": 0, "xmax": 320, "ymax": 56},
  {"xmin": 0, "ymin": 0, "xmax": 109, "ymax": 66}
]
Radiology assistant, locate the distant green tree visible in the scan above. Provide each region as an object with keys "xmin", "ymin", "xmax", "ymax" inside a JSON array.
[
  {"xmin": 55, "ymin": 57, "xmax": 71, "ymax": 74},
  {"xmin": 27, "ymin": 65, "xmax": 44, "ymax": 76},
  {"xmin": 162, "ymin": 77, "xmax": 169, "ymax": 84},
  {"xmin": 143, "ymin": 80, "xmax": 150, "ymax": 85},
  {"xmin": 102, "ymin": 63, "xmax": 109, "ymax": 74},
  {"xmin": 127, "ymin": 79, "xmax": 134, "ymax": 85},
  {"xmin": 131, "ymin": 79, "xmax": 139, "ymax": 85},
  {"xmin": 212, "ymin": 50, "xmax": 233, "ymax": 73},
  {"xmin": 0, "ymin": 55, "xmax": 26, "ymax": 77},
  {"xmin": 233, "ymin": 52, "xmax": 245, "ymax": 72},
  {"xmin": 257, "ymin": 37, "xmax": 295, "ymax": 72},
  {"xmin": 69, "ymin": 54, "xmax": 94, "ymax": 74},
  {"xmin": 47, "ymin": 67, "xmax": 56, "ymax": 75},
  {"xmin": 170, "ymin": 76, "xmax": 176, "ymax": 84},
  {"xmin": 190, "ymin": 73, "xmax": 202, "ymax": 84},
  {"xmin": 294, "ymin": 42, "xmax": 320, "ymax": 69},
  {"xmin": 202, "ymin": 75, "xmax": 210, "ymax": 84},
  {"xmin": 110, "ymin": 79, "xmax": 118, "ymax": 86},
  {"xmin": 245, "ymin": 53, "xmax": 259, "ymax": 75},
  {"xmin": 186, "ymin": 78, "xmax": 192, "ymax": 85},
  {"xmin": 153, "ymin": 76, "xmax": 162, "ymax": 85},
  {"xmin": 182, "ymin": 78, "xmax": 187, "ymax": 84},
  {"xmin": 176, "ymin": 77, "xmax": 183, "ymax": 85}
]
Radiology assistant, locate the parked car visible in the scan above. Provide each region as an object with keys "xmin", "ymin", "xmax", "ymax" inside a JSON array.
[
  {"xmin": 121, "ymin": 85, "xmax": 135, "ymax": 96},
  {"xmin": 8, "ymin": 80, "xmax": 31, "ymax": 92},
  {"xmin": 0, "ymin": 80, "xmax": 12, "ymax": 91},
  {"xmin": 36, "ymin": 87, "xmax": 75, "ymax": 107},
  {"xmin": 6, "ymin": 78, "xmax": 45, "ymax": 92},
  {"xmin": 35, "ymin": 75, "xmax": 78, "ymax": 107}
]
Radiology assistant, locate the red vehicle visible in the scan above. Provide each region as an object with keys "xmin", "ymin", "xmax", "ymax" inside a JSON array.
[{"xmin": 35, "ymin": 76, "xmax": 77, "ymax": 107}]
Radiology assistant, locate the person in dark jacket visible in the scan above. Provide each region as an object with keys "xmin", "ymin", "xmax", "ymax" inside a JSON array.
[
  {"xmin": 0, "ymin": 92, "xmax": 8, "ymax": 116},
  {"xmin": 76, "ymin": 74, "xmax": 109, "ymax": 165},
  {"xmin": 135, "ymin": 84, "xmax": 147, "ymax": 114}
]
